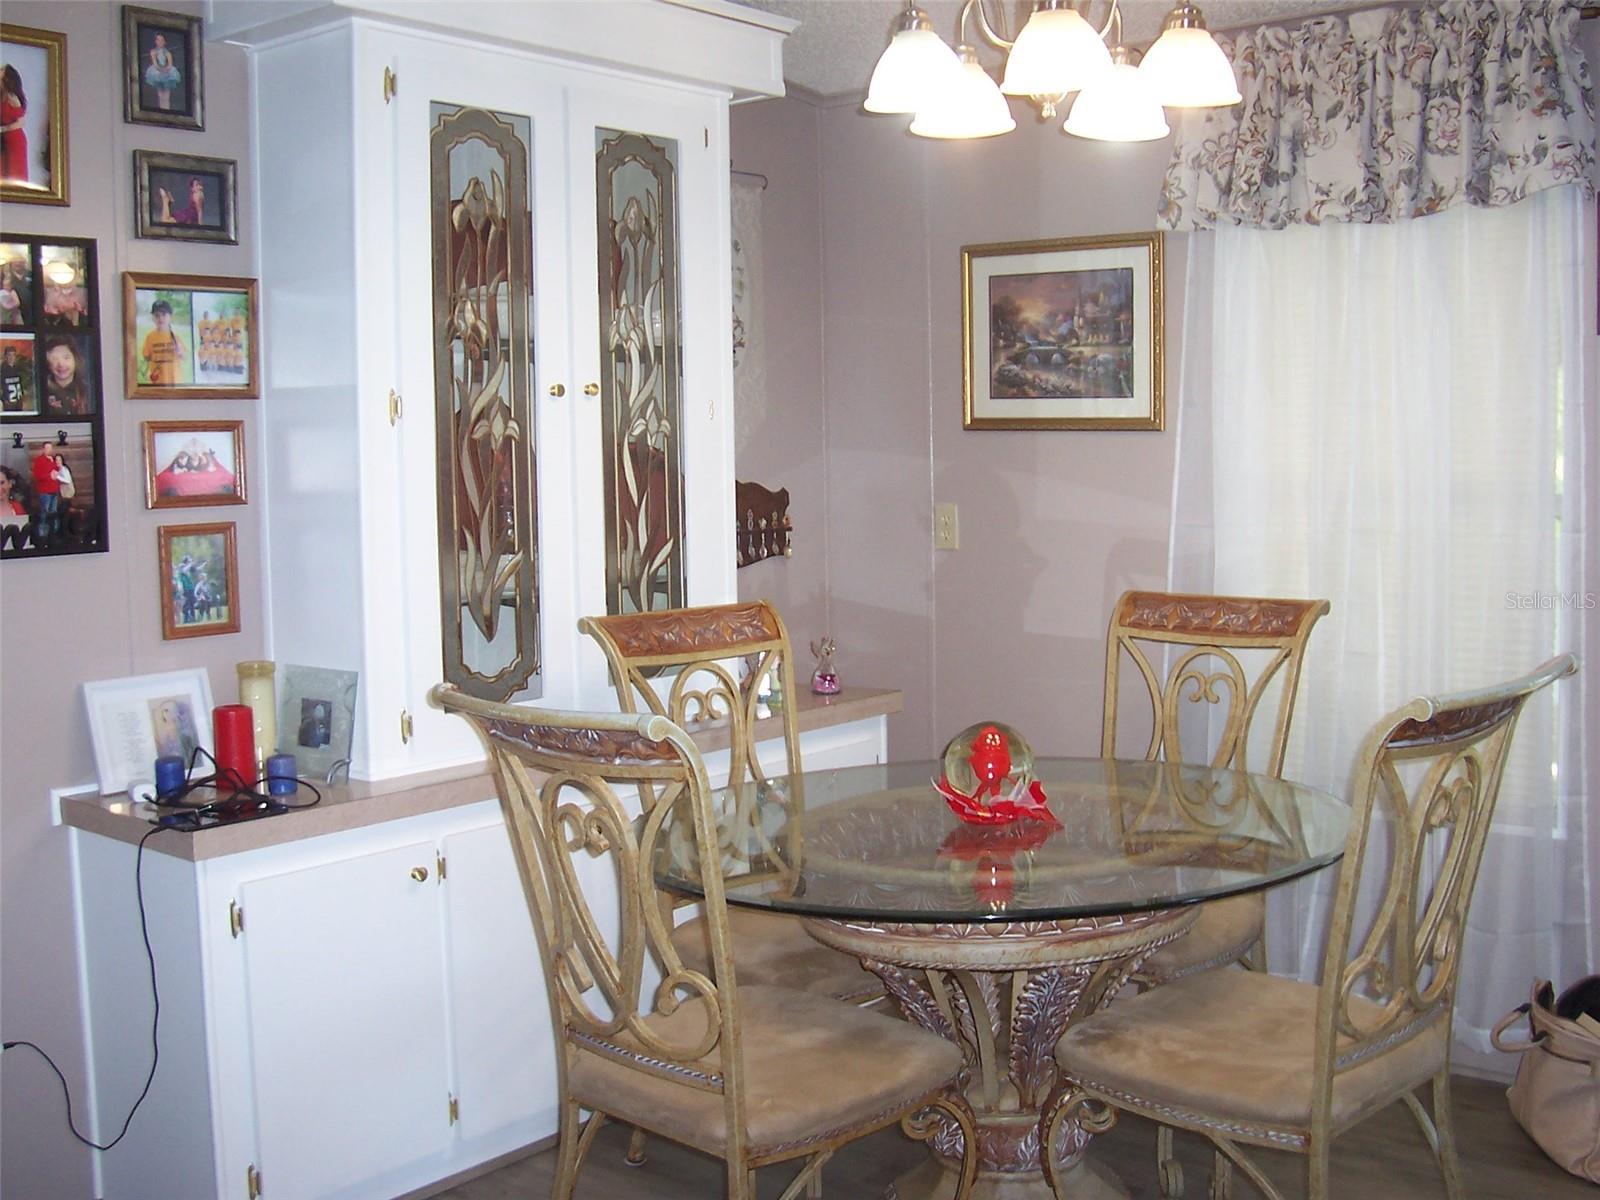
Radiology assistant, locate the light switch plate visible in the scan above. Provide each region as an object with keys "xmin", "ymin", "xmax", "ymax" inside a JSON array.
[{"xmin": 934, "ymin": 503, "xmax": 959, "ymax": 551}]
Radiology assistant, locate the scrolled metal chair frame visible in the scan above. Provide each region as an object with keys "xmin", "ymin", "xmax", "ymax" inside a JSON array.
[
  {"xmin": 434, "ymin": 685, "xmax": 976, "ymax": 1199},
  {"xmin": 1043, "ymin": 653, "xmax": 1578, "ymax": 1200}
]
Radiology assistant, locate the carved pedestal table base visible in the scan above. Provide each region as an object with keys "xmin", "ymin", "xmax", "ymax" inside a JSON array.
[{"xmin": 805, "ymin": 909, "xmax": 1196, "ymax": 1200}]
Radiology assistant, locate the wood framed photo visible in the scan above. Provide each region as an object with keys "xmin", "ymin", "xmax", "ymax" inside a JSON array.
[
  {"xmin": 132, "ymin": 149, "xmax": 236, "ymax": 244},
  {"xmin": 962, "ymin": 232, "xmax": 1164, "ymax": 431},
  {"xmin": 122, "ymin": 5, "xmax": 204, "ymax": 130},
  {"xmin": 82, "ymin": 667, "xmax": 215, "ymax": 794},
  {"xmin": 158, "ymin": 520, "xmax": 239, "ymax": 639},
  {"xmin": 144, "ymin": 419, "xmax": 246, "ymax": 508},
  {"xmin": 123, "ymin": 271, "xmax": 258, "ymax": 399},
  {"xmin": 0, "ymin": 24, "xmax": 68, "ymax": 206}
]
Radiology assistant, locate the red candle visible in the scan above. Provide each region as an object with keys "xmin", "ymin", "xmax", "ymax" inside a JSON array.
[{"xmin": 213, "ymin": 704, "xmax": 256, "ymax": 791}]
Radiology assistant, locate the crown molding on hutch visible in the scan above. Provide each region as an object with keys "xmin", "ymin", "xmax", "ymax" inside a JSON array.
[{"xmin": 204, "ymin": 0, "xmax": 796, "ymax": 100}]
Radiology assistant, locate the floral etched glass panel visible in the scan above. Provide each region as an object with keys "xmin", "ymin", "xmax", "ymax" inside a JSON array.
[
  {"xmin": 431, "ymin": 104, "xmax": 540, "ymax": 700},
  {"xmin": 596, "ymin": 129, "xmax": 684, "ymax": 616}
]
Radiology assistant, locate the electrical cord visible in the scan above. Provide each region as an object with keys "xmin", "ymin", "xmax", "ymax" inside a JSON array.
[
  {"xmin": 2, "ymin": 826, "xmax": 164, "ymax": 1151},
  {"xmin": 2, "ymin": 748, "xmax": 322, "ymax": 1149}
]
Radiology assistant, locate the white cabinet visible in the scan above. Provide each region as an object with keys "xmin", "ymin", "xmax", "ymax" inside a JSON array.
[
  {"xmin": 250, "ymin": 5, "xmax": 784, "ymax": 782},
  {"xmin": 76, "ymin": 797, "xmax": 549, "ymax": 1200},
  {"xmin": 72, "ymin": 705, "xmax": 890, "ymax": 1200}
]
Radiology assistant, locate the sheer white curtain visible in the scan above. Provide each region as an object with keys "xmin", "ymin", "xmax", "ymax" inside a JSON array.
[{"xmin": 1168, "ymin": 186, "xmax": 1594, "ymax": 1077}]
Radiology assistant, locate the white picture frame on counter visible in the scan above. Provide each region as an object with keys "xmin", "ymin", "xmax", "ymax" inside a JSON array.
[{"xmin": 82, "ymin": 668, "xmax": 214, "ymax": 795}]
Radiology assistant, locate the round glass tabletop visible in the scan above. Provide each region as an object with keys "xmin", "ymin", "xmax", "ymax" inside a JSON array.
[{"xmin": 654, "ymin": 758, "xmax": 1350, "ymax": 923}]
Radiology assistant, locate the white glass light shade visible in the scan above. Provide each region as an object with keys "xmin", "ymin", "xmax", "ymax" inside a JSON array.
[
  {"xmin": 1064, "ymin": 57, "xmax": 1170, "ymax": 142},
  {"xmin": 1000, "ymin": 8, "xmax": 1112, "ymax": 98},
  {"xmin": 865, "ymin": 27, "xmax": 964, "ymax": 114},
  {"xmin": 1139, "ymin": 26, "xmax": 1241, "ymax": 106},
  {"xmin": 911, "ymin": 53, "xmax": 1016, "ymax": 139}
]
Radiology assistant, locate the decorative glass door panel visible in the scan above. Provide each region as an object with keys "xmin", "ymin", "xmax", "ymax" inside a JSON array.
[
  {"xmin": 431, "ymin": 104, "xmax": 540, "ymax": 700},
  {"xmin": 595, "ymin": 129, "xmax": 685, "ymax": 616}
]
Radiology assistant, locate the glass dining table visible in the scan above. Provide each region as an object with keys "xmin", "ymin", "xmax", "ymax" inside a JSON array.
[{"xmin": 655, "ymin": 757, "xmax": 1350, "ymax": 1200}]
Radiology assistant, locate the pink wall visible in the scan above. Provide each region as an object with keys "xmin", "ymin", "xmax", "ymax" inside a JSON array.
[
  {"xmin": 732, "ymin": 97, "xmax": 830, "ymax": 651},
  {"xmin": 0, "ymin": 5, "xmax": 262, "ymax": 1194},
  {"xmin": 733, "ymin": 97, "xmax": 1179, "ymax": 759}
]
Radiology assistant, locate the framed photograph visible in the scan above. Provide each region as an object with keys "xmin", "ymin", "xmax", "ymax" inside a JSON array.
[
  {"xmin": 132, "ymin": 150, "xmax": 236, "ymax": 244},
  {"xmin": 962, "ymin": 232, "xmax": 1164, "ymax": 431},
  {"xmin": 3, "ymin": 424, "xmax": 103, "ymax": 556},
  {"xmin": 276, "ymin": 664, "xmax": 359, "ymax": 782},
  {"xmin": 83, "ymin": 668, "xmax": 215, "ymax": 795},
  {"xmin": 123, "ymin": 271, "xmax": 258, "ymax": 399},
  {"xmin": 0, "ymin": 334, "xmax": 35, "ymax": 413},
  {"xmin": 158, "ymin": 520, "xmax": 240, "ymax": 639},
  {"xmin": 122, "ymin": 5, "xmax": 203, "ymax": 130},
  {"xmin": 143, "ymin": 420, "xmax": 246, "ymax": 508},
  {"xmin": 0, "ymin": 24, "xmax": 68, "ymax": 206},
  {"xmin": 1, "ymin": 241, "xmax": 34, "ymax": 326}
]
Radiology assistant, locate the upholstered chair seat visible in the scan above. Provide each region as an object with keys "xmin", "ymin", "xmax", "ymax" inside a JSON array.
[
  {"xmin": 1135, "ymin": 892, "xmax": 1262, "ymax": 985},
  {"xmin": 672, "ymin": 908, "xmax": 881, "ymax": 1003},
  {"xmin": 572, "ymin": 983, "xmax": 962, "ymax": 1156},
  {"xmin": 1055, "ymin": 970, "xmax": 1448, "ymax": 1138}
]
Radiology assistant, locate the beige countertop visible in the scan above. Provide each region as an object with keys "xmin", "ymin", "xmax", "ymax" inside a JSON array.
[{"xmin": 61, "ymin": 687, "xmax": 903, "ymax": 861}]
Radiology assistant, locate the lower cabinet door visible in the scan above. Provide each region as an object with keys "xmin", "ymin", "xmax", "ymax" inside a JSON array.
[
  {"xmin": 442, "ymin": 823, "xmax": 556, "ymax": 1141},
  {"xmin": 239, "ymin": 840, "xmax": 452, "ymax": 1197}
]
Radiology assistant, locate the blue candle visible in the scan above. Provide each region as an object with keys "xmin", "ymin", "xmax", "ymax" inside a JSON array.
[
  {"xmin": 265, "ymin": 753, "xmax": 299, "ymax": 797},
  {"xmin": 154, "ymin": 755, "xmax": 187, "ymax": 799}
]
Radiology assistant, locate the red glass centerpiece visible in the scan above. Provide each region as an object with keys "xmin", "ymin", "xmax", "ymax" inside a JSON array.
[{"xmin": 934, "ymin": 722, "xmax": 1058, "ymax": 826}]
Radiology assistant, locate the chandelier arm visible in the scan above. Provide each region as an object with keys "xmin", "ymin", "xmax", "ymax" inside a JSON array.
[
  {"xmin": 962, "ymin": 0, "xmax": 1015, "ymax": 51},
  {"xmin": 1096, "ymin": 0, "xmax": 1122, "ymax": 41}
]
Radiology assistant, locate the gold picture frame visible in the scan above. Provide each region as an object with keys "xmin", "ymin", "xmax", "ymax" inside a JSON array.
[
  {"xmin": 962, "ymin": 232, "xmax": 1164, "ymax": 431},
  {"xmin": 123, "ymin": 271, "xmax": 259, "ymax": 399},
  {"xmin": 0, "ymin": 24, "xmax": 69, "ymax": 206},
  {"xmin": 158, "ymin": 520, "xmax": 240, "ymax": 639},
  {"xmin": 143, "ymin": 419, "xmax": 246, "ymax": 509}
]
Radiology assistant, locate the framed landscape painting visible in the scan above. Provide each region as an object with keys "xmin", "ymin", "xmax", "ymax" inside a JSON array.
[{"xmin": 962, "ymin": 232, "xmax": 1164, "ymax": 431}]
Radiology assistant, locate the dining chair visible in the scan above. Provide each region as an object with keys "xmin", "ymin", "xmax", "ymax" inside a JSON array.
[
  {"xmin": 580, "ymin": 601, "xmax": 882, "ymax": 1006},
  {"xmin": 1043, "ymin": 653, "xmax": 1578, "ymax": 1200},
  {"xmin": 1102, "ymin": 590, "xmax": 1330, "ymax": 987},
  {"xmin": 432, "ymin": 685, "xmax": 979, "ymax": 1200}
]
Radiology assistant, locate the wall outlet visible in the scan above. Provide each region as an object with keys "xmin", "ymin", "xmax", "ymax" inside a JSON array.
[{"xmin": 934, "ymin": 502, "xmax": 959, "ymax": 551}]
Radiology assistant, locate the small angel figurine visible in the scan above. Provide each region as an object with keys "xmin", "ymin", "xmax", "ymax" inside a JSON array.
[{"xmin": 809, "ymin": 637, "xmax": 840, "ymax": 695}]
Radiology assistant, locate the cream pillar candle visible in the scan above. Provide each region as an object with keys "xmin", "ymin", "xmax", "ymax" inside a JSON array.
[{"xmin": 236, "ymin": 660, "xmax": 277, "ymax": 769}]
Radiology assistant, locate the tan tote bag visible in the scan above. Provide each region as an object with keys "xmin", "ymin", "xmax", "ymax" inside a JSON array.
[{"xmin": 1492, "ymin": 977, "xmax": 1600, "ymax": 1183}]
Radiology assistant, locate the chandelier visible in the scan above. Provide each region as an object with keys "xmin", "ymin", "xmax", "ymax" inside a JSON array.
[{"xmin": 865, "ymin": 0, "xmax": 1241, "ymax": 142}]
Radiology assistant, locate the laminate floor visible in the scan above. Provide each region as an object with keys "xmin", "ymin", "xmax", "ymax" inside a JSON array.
[{"xmin": 437, "ymin": 1075, "xmax": 1591, "ymax": 1199}]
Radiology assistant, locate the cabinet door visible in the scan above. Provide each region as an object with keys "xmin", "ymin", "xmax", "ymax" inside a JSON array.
[
  {"xmin": 441, "ymin": 822, "xmax": 556, "ymax": 1141},
  {"xmin": 389, "ymin": 36, "xmax": 587, "ymax": 769},
  {"xmin": 239, "ymin": 841, "xmax": 451, "ymax": 1197},
  {"xmin": 565, "ymin": 79, "xmax": 737, "ymax": 691}
]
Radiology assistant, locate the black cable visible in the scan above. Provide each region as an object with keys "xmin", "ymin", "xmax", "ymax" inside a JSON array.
[
  {"xmin": 2, "ymin": 750, "xmax": 323, "ymax": 1148},
  {"xmin": 2, "ymin": 826, "xmax": 165, "ymax": 1151}
]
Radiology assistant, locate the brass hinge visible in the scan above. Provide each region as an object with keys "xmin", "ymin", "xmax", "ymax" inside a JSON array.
[
  {"xmin": 247, "ymin": 1164, "xmax": 262, "ymax": 1198},
  {"xmin": 436, "ymin": 853, "xmax": 447, "ymax": 883},
  {"xmin": 229, "ymin": 901, "xmax": 244, "ymax": 938},
  {"xmin": 382, "ymin": 66, "xmax": 397, "ymax": 104},
  {"xmin": 400, "ymin": 709, "xmax": 414, "ymax": 744},
  {"xmin": 448, "ymin": 1094, "xmax": 460, "ymax": 1125},
  {"xmin": 388, "ymin": 388, "xmax": 403, "ymax": 425}
]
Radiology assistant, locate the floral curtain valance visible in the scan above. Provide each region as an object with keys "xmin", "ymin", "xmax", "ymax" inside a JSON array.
[{"xmin": 1159, "ymin": 1, "xmax": 1596, "ymax": 231}]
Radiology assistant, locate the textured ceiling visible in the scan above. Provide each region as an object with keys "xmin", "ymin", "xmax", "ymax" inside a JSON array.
[{"xmin": 733, "ymin": 0, "xmax": 1375, "ymax": 99}]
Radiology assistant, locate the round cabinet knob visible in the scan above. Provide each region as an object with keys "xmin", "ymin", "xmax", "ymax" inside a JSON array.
[
  {"xmin": 548, "ymin": 383, "xmax": 566, "ymax": 398},
  {"xmin": 410, "ymin": 866, "xmax": 429, "ymax": 883},
  {"xmin": 583, "ymin": 382, "xmax": 600, "ymax": 396}
]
